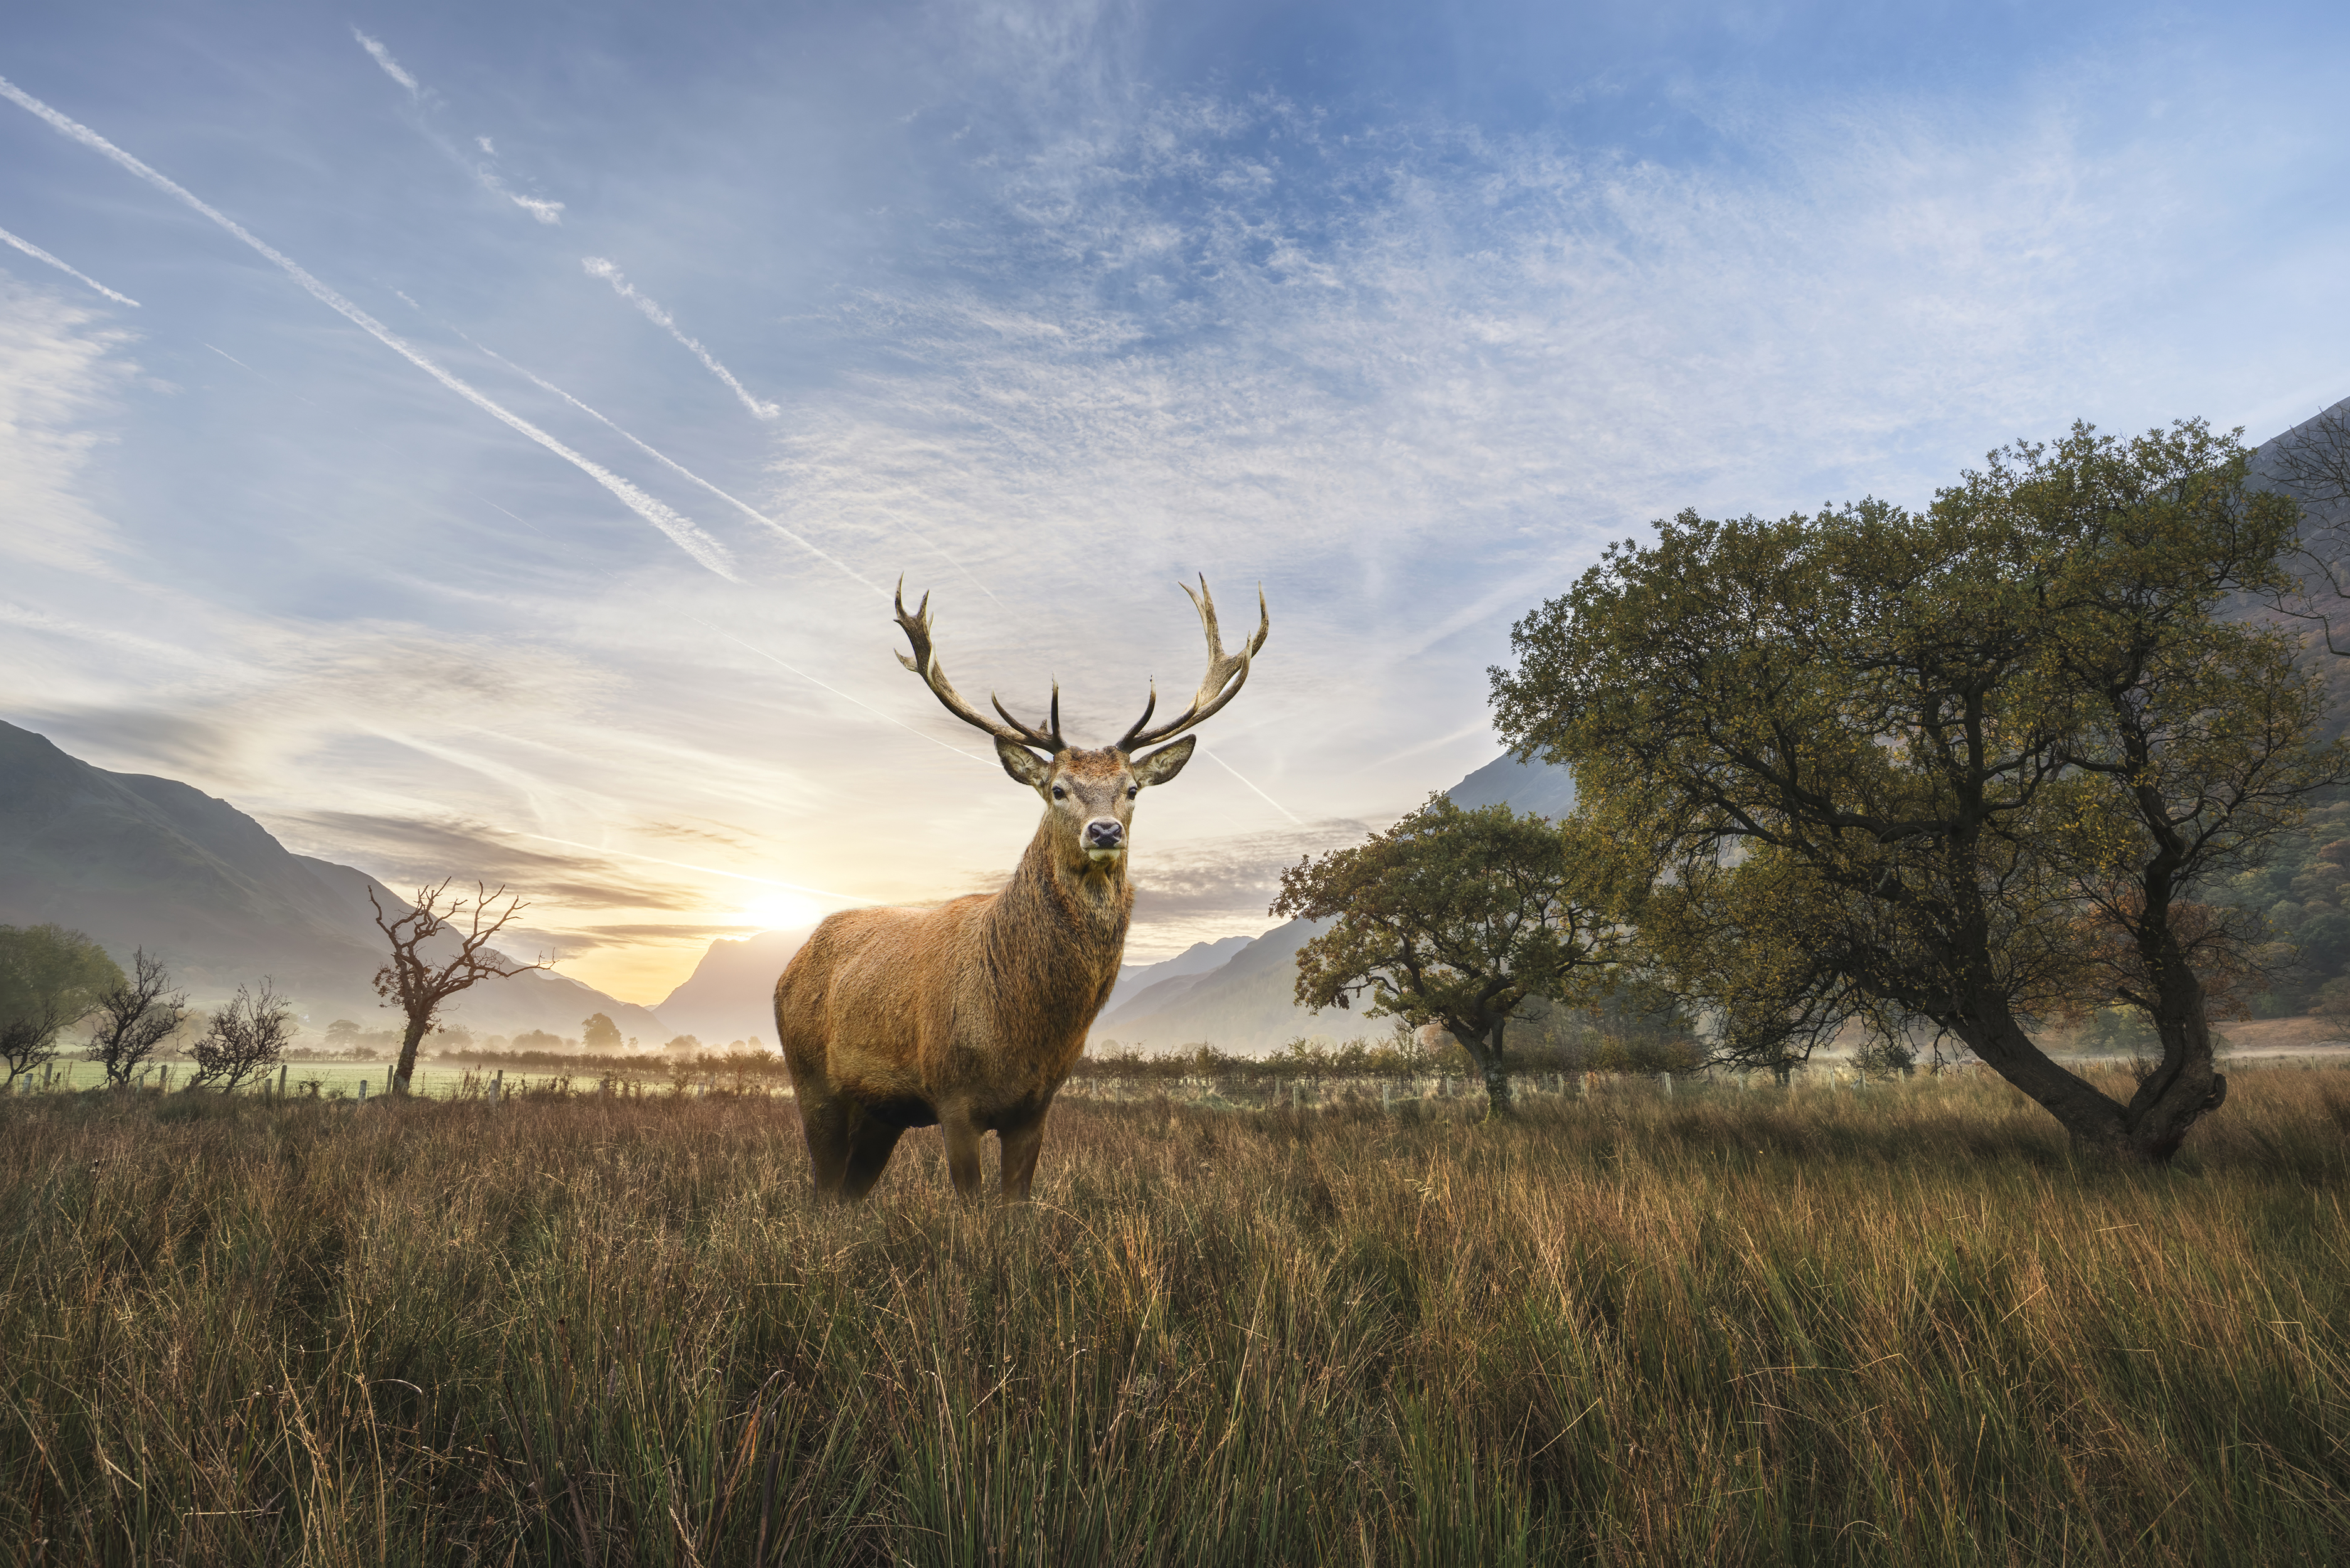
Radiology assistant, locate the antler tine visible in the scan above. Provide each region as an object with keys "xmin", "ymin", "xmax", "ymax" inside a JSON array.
[
  {"xmin": 989, "ymin": 684, "xmax": 1065, "ymax": 753},
  {"xmin": 1117, "ymin": 576, "xmax": 1270, "ymax": 752},
  {"xmin": 893, "ymin": 577, "xmax": 1061, "ymax": 753}
]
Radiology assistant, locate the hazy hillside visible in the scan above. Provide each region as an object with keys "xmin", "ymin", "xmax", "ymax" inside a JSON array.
[
  {"xmin": 0, "ymin": 721, "xmax": 662, "ymax": 1039},
  {"xmin": 1105, "ymin": 935, "xmax": 1253, "ymax": 1016},
  {"xmin": 653, "ymin": 926, "xmax": 814, "ymax": 1047},
  {"xmin": 1088, "ymin": 751, "xmax": 1578, "ymax": 1053},
  {"xmin": 1447, "ymin": 751, "xmax": 1577, "ymax": 817}
]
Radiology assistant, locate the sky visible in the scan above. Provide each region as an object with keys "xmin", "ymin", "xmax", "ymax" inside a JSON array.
[{"xmin": 4, "ymin": 0, "xmax": 2348, "ymax": 1005}]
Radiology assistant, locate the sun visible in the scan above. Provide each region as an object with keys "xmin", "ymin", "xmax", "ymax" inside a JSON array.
[{"xmin": 734, "ymin": 891, "xmax": 826, "ymax": 932}]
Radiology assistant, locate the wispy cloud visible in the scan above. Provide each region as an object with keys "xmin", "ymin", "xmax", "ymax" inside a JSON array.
[
  {"xmin": 0, "ymin": 223, "xmax": 138, "ymax": 305},
  {"xmin": 582, "ymin": 257, "xmax": 780, "ymax": 418},
  {"xmin": 0, "ymin": 73, "xmax": 736, "ymax": 580}
]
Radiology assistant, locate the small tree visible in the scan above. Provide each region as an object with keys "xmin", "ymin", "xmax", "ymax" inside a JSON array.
[
  {"xmin": 371, "ymin": 881, "xmax": 548, "ymax": 1097},
  {"xmin": 581, "ymin": 1012, "xmax": 624, "ymax": 1052},
  {"xmin": 188, "ymin": 981, "xmax": 294, "ymax": 1092},
  {"xmin": 83, "ymin": 948, "xmax": 189, "ymax": 1086},
  {"xmin": 1271, "ymin": 797, "xmax": 1631, "ymax": 1114},
  {"xmin": 0, "ymin": 924, "xmax": 123, "ymax": 1086}
]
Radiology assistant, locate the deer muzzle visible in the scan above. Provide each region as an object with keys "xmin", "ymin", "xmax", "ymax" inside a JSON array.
[{"xmin": 1085, "ymin": 818, "xmax": 1125, "ymax": 863}]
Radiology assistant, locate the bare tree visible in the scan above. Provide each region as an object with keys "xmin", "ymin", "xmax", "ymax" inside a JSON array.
[
  {"xmin": 371, "ymin": 881, "xmax": 548, "ymax": 1097},
  {"xmin": 188, "ymin": 980, "xmax": 294, "ymax": 1092},
  {"xmin": 85, "ymin": 948, "xmax": 189, "ymax": 1087},
  {"xmin": 2265, "ymin": 401, "xmax": 2350, "ymax": 652}
]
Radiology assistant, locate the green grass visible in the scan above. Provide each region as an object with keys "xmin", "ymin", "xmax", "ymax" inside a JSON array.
[{"xmin": 3, "ymin": 1068, "xmax": 2346, "ymax": 1565}]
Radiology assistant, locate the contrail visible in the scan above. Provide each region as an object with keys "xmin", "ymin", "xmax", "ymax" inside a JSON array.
[
  {"xmin": 1197, "ymin": 744, "xmax": 1304, "ymax": 825},
  {"xmin": 0, "ymin": 223, "xmax": 138, "ymax": 305},
  {"xmin": 583, "ymin": 257, "xmax": 780, "ymax": 420},
  {"xmin": 464, "ymin": 490, "xmax": 981, "ymax": 763},
  {"xmin": 351, "ymin": 29, "xmax": 420, "ymax": 97},
  {"xmin": 351, "ymin": 28, "xmax": 563, "ymax": 225},
  {"xmin": 463, "ymin": 333, "xmax": 884, "ymax": 595},
  {"xmin": 0, "ymin": 73, "xmax": 735, "ymax": 580}
]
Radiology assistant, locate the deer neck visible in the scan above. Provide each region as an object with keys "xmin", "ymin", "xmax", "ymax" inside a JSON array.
[{"xmin": 981, "ymin": 818, "xmax": 1131, "ymax": 1026}]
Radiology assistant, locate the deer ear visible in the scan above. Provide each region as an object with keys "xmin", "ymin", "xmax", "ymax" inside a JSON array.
[
  {"xmin": 996, "ymin": 738, "xmax": 1054, "ymax": 792},
  {"xmin": 1129, "ymin": 736, "xmax": 1197, "ymax": 788}
]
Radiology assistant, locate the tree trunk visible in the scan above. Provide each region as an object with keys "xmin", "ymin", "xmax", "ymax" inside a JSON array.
[
  {"xmin": 393, "ymin": 1015, "xmax": 430, "ymax": 1098},
  {"xmin": 1447, "ymin": 1017, "xmax": 1513, "ymax": 1117},
  {"xmin": 1938, "ymin": 977, "xmax": 2217, "ymax": 1165},
  {"xmin": 2124, "ymin": 936, "xmax": 2228, "ymax": 1163}
]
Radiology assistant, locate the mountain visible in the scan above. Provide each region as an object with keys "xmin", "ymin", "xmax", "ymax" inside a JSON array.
[
  {"xmin": 1447, "ymin": 750, "xmax": 1577, "ymax": 817},
  {"xmin": 652, "ymin": 926, "xmax": 816, "ymax": 1047},
  {"xmin": 1105, "ymin": 934, "xmax": 1253, "ymax": 1016},
  {"xmin": 1088, "ymin": 751, "xmax": 1578, "ymax": 1054},
  {"xmin": 0, "ymin": 720, "xmax": 663, "ymax": 1039},
  {"xmin": 1092, "ymin": 918, "xmax": 1338, "ymax": 1052}
]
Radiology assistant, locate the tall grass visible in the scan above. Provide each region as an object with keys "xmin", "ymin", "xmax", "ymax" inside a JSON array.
[{"xmin": 3, "ymin": 1069, "xmax": 2345, "ymax": 1564}]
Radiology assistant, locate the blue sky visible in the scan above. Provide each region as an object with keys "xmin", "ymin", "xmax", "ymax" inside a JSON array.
[{"xmin": 4, "ymin": 0, "xmax": 2347, "ymax": 1001}]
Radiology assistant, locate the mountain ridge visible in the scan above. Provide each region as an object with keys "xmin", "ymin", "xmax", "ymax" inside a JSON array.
[{"xmin": 0, "ymin": 720, "xmax": 664, "ymax": 1040}]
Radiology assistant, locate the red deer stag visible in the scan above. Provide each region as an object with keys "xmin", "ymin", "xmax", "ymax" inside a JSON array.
[{"xmin": 775, "ymin": 577, "xmax": 1268, "ymax": 1202}]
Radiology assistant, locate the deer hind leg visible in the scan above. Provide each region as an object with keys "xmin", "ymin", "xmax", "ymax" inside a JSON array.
[
  {"xmin": 998, "ymin": 1115, "xmax": 1048, "ymax": 1204},
  {"xmin": 837, "ymin": 1115, "xmax": 906, "ymax": 1202}
]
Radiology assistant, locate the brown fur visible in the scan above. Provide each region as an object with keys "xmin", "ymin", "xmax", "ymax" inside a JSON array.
[{"xmin": 775, "ymin": 744, "xmax": 1187, "ymax": 1200}]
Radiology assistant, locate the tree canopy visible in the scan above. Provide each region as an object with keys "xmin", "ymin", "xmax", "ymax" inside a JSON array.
[
  {"xmin": 0, "ymin": 924, "xmax": 122, "ymax": 1086},
  {"xmin": 1492, "ymin": 420, "xmax": 2339, "ymax": 1162},
  {"xmin": 1272, "ymin": 797, "xmax": 1631, "ymax": 1112}
]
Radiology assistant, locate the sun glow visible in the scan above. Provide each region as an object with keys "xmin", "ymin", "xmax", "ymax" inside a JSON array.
[{"xmin": 733, "ymin": 890, "xmax": 827, "ymax": 931}]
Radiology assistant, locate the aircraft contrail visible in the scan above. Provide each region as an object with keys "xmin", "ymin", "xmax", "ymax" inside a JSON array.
[
  {"xmin": 583, "ymin": 257, "xmax": 779, "ymax": 419},
  {"xmin": 463, "ymin": 334, "xmax": 886, "ymax": 595},
  {"xmin": 351, "ymin": 29, "xmax": 420, "ymax": 97},
  {"xmin": 0, "ymin": 73, "xmax": 733, "ymax": 580},
  {"xmin": 352, "ymin": 29, "xmax": 564, "ymax": 224},
  {"xmin": 1197, "ymin": 744, "xmax": 1304, "ymax": 825},
  {"xmin": 0, "ymin": 222, "xmax": 138, "ymax": 305},
  {"xmin": 464, "ymin": 491, "xmax": 983, "ymax": 763}
]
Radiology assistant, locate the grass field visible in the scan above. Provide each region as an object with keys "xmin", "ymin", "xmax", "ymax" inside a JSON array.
[{"xmin": 3, "ymin": 1067, "xmax": 2346, "ymax": 1565}]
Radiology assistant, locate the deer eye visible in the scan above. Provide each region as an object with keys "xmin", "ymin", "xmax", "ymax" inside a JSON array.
[
  {"xmin": 1051, "ymin": 785, "xmax": 1066, "ymax": 800},
  {"xmin": 1126, "ymin": 785, "xmax": 1138, "ymax": 798}
]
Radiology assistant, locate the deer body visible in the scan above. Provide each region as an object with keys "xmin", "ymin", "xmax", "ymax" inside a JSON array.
[{"xmin": 776, "ymin": 581, "xmax": 1267, "ymax": 1202}]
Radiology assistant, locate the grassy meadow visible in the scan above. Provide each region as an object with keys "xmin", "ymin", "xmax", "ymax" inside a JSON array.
[{"xmin": 3, "ymin": 1067, "xmax": 2346, "ymax": 1565}]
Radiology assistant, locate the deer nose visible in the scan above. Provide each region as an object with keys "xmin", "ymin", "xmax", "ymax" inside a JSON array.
[{"xmin": 1085, "ymin": 819, "xmax": 1124, "ymax": 848}]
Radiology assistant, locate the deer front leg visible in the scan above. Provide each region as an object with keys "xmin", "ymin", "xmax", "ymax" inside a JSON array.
[
  {"xmin": 999, "ymin": 1114, "xmax": 1048, "ymax": 1204},
  {"xmin": 940, "ymin": 1107, "xmax": 986, "ymax": 1199},
  {"xmin": 799, "ymin": 1091, "xmax": 851, "ymax": 1201}
]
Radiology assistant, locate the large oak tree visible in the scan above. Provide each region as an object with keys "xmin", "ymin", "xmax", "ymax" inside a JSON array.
[{"xmin": 1493, "ymin": 421, "xmax": 2341, "ymax": 1162}]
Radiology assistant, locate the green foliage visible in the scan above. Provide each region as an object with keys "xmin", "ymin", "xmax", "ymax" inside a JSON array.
[
  {"xmin": 0, "ymin": 924, "xmax": 121, "ymax": 1085},
  {"xmin": 1494, "ymin": 418, "xmax": 2342, "ymax": 1160},
  {"xmin": 1272, "ymin": 796, "xmax": 1632, "ymax": 1103}
]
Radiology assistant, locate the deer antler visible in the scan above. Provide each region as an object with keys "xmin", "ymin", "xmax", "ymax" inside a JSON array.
[
  {"xmin": 1117, "ymin": 577, "xmax": 1270, "ymax": 753},
  {"xmin": 895, "ymin": 578, "xmax": 1065, "ymax": 753}
]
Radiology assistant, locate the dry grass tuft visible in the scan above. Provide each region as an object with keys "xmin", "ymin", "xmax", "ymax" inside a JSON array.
[{"xmin": 3, "ymin": 1067, "xmax": 2346, "ymax": 1564}]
